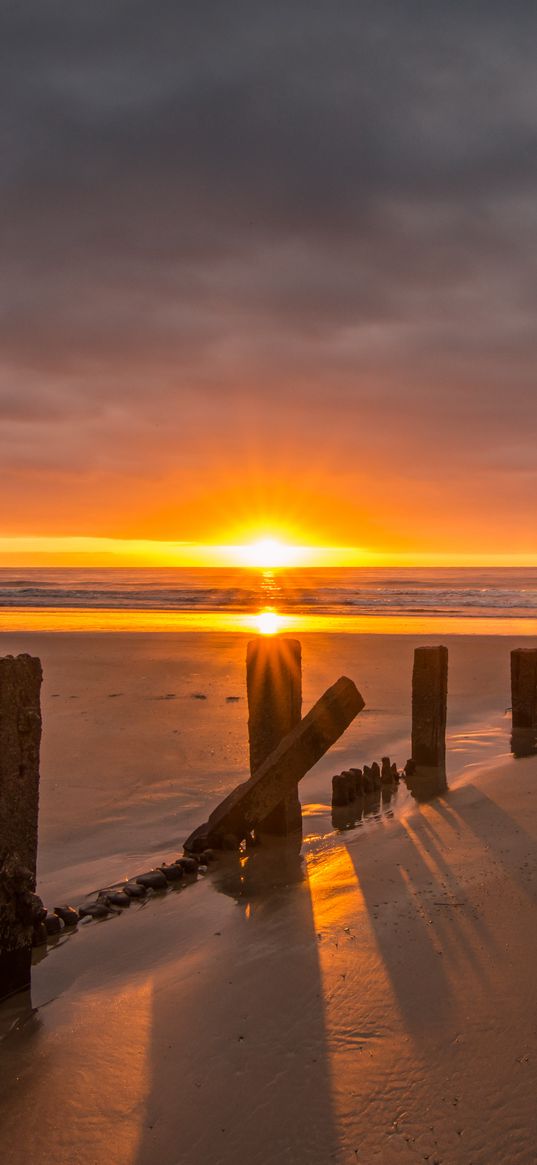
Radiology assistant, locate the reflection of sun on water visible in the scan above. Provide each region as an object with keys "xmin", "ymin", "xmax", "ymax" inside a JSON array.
[{"xmin": 256, "ymin": 610, "xmax": 281, "ymax": 635}]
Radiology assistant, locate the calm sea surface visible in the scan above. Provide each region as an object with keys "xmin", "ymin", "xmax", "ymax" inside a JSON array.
[{"xmin": 0, "ymin": 566, "xmax": 536, "ymax": 618}]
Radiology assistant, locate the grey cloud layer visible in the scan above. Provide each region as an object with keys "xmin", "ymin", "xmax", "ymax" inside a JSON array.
[{"xmin": 1, "ymin": 1, "xmax": 537, "ymax": 507}]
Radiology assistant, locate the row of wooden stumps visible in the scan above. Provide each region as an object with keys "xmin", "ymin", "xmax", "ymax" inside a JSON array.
[{"xmin": 2, "ymin": 645, "xmax": 537, "ymax": 1000}]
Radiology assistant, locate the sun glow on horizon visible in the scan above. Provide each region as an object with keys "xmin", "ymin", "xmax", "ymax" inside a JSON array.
[{"xmin": 235, "ymin": 537, "xmax": 306, "ymax": 569}]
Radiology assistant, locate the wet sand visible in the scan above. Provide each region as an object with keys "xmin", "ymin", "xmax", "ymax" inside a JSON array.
[{"xmin": 1, "ymin": 630, "xmax": 536, "ymax": 1162}]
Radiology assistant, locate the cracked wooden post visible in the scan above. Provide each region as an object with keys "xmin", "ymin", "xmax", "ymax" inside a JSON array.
[
  {"xmin": 511, "ymin": 649, "xmax": 537, "ymax": 758},
  {"xmin": 246, "ymin": 637, "xmax": 302, "ymax": 836},
  {"xmin": 185, "ymin": 676, "xmax": 364, "ymax": 851},
  {"xmin": 408, "ymin": 646, "xmax": 448, "ymax": 799},
  {"xmin": 0, "ymin": 654, "xmax": 43, "ymax": 999}
]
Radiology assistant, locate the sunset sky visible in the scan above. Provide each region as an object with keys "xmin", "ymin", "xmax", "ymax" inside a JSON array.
[{"xmin": 2, "ymin": 2, "xmax": 536, "ymax": 565}]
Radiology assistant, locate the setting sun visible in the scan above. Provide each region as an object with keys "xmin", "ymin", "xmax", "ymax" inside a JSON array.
[{"xmin": 238, "ymin": 538, "xmax": 304, "ymax": 569}]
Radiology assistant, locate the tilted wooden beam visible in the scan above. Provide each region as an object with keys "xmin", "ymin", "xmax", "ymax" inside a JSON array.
[{"xmin": 185, "ymin": 675, "xmax": 364, "ymax": 850}]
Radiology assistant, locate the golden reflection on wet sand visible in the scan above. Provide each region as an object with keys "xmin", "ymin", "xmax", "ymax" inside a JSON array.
[
  {"xmin": 1, "ymin": 606, "xmax": 536, "ymax": 635},
  {"xmin": 1, "ymin": 978, "xmax": 152, "ymax": 1165}
]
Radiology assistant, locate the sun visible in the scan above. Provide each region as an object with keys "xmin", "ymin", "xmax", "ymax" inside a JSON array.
[{"xmin": 240, "ymin": 537, "xmax": 302, "ymax": 568}]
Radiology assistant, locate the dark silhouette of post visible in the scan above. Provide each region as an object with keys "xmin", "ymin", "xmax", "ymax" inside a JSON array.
[
  {"xmin": 408, "ymin": 646, "xmax": 448, "ymax": 799},
  {"xmin": 0, "ymin": 654, "xmax": 42, "ymax": 999},
  {"xmin": 511, "ymin": 649, "xmax": 537, "ymax": 758},
  {"xmin": 511, "ymin": 649, "xmax": 537, "ymax": 730},
  {"xmin": 246, "ymin": 637, "xmax": 302, "ymax": 835}
]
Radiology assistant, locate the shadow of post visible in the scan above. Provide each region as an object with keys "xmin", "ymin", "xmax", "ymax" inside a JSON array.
[{"xmin": 134, "ymin": 836, "xmax": 342, "ymax": 1165}]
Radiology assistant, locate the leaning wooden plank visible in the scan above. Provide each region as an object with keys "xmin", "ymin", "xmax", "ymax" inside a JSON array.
[{"xmin": 184, "ymin": 676, "xmax": 364, "ymax": 850}]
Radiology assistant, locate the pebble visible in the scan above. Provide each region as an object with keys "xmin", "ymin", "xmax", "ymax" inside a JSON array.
[
  {"xmin": 177, "ymin": 857, "xmax": 199, "ymax": 874},
  {"xmin": 101, "ymin": 891, "xmax": 131, "ymax": 908},
  {"xmin": 32, "ymin": 922, "xmax": 48, "ymax": 947},
  {"xmin": 53, "ymin": 905, "xmax": 79, "ymax": 927},
  {"xmin": 44, "ymin": 912, "xmax": 64, "ymax": 936},
  {"xmin": 123, "ymin": 882, "xmax": 147, "ymax": 899},
  {"xmin": 197, "ymin": 865, "xmax": 208, "ymax": 875},
  {"xmin": 79, "ymin": 902, "xmax": 110, "ymax": 920},
  {"xmin": 159, "ymin": 864, "xmax": 184, "ymax": 883},
  {"xmin": 135, "ymin": 870, "xmax": 168, "ymax": 891}
]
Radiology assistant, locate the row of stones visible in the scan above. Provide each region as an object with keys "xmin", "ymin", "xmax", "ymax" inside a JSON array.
[
  {"xmin": 332, "ymin": 756, "xmax": 403, "ymax": 806},
  {"xmin": 32, "ymin": 849, "xmax": 216, "ymax": 946}
]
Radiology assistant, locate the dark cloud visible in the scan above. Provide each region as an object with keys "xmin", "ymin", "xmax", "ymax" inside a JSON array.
[{"xmin": 1, "ymin": 1, "xmax": 536, "ymax": 545}]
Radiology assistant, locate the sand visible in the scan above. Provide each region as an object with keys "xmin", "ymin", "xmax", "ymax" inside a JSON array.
[{"xmin": 1, "ymin": 629, "xmax": 537, "ymax": 1163}]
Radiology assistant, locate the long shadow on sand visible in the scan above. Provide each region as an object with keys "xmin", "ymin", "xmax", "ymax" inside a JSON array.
[
  {"xmin": 344, "ymin": 787, "xmax": 503, "ymax": 1041},
  {"xmin": 133, "ymin": 838, "xmax": 342, "ymax": 1165}
]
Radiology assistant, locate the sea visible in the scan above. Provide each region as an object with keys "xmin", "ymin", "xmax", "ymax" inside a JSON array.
[{"xmin": 0, "ymin": 565, "xmax": 536, "ymax": 620}]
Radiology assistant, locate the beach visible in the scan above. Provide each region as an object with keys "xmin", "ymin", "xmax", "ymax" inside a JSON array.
[{"xmin": 0, "ymin": 624, "xmax": 536, "ymax": 1163}]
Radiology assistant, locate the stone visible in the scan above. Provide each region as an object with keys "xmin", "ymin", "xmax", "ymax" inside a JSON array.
[
  {"xmin": 44, "ymin": 912, "xmax": 63, "ymax": 936},
  {"xmin": 123, "ymin": 882, "xmax": 146, "ymax": 899},
  {"xmin": 177, "ymin": 857, "xmax": 199, "ymax": 874},
  {"xmin": 246, "ymin": 638, "xmax": 303, "ymax": 836},
  {"xmin": 370, "ymin": 762, "xmax": 381, "ymax": 788},
  {"xmin": 0, "ymin": 655, "xmax": 42, "ymax": 999},
  {"xmin": 200, "ymin": 849, "xmax": 215, "ymax": 864},
  {"xmin": 53, "ymin": 905, "xmax": 79, "ymax": 927},
  {"xmin": 404, "ymin": 758, "xmax": 416, "ymax": 776},
  {"xmin": 411, "ymin": 646, "xmax": 448, "ymax": 768},
  {"xmin": 390, "ymin": 762, "xmax": 399, "ymax": 781},
  {"xmin": 101, "ymin": 891, "xmax": 131, "ymax": 908},
  {"xmin": 511, "ymin": 649, "xmax": 537, "ymax": 730},
  {"xmin": 185, "ymin": 676, "xmax": 365, "ymax": 851},
  {"xmin": 79, "ymin": 903, "xmax": 110, "ymax": 919},
  {"xmin": 32, "ymin": 922, "xmax": 47, "ymax": 947},
  {"xmin": 159, "ymin": 864, "xmax": 184, "ymax": 883},
  {"xmin": 135, "ymin": 870, "xmax": 168, "ymax": 891}
]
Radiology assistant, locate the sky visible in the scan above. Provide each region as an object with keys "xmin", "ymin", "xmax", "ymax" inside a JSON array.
[{"xmin": 1, "ymin": 1, "xmax": 537, "ymax": 565}]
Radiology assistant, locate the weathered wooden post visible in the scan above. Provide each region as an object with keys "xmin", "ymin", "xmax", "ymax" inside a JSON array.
[
  {"xmin": 511, "ymin": 649, "xmax": 537, "ymax": 730},
  {"xmin": 407, "ymin": 646, "xmax": 448, "ymax": 799},
  {"xmin": 246, "ymin": 637, "xmax": 302, "ymax": 835},
  {"xmin": 411, "ymin": 646, "xmax": 448, "ymax": 768},
  {"xmin": 185, "ymin": 676, "xmax": 364, "ymax": 851},
  {"xmin": 511, "ymin": 648, "xmax": 537, "ymax": 758},
  {"xmin": 0, "ymin": 654, "xmax": 43, "ymax": 999}
]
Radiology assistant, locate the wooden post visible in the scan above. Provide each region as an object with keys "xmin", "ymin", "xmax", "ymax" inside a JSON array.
[
  {"xmin": 511, "ymin": 649, "xmax": 537, "ymax": 730},
  {"xmin": 246, "ymin": 638, "xmax": 302, "ymax": 835},
  {"xmin": 411, "ymin": 646, "xmax": 448, "ymax": 769},
  {"xmin": 0, "ymin": 654, "xmax": 42, "ymax": 999},
  {"xmin": 185, "ymin": 675, "xmax": 364, "ymax": 851}
]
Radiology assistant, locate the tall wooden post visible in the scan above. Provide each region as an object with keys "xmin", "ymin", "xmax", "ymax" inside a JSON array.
[
  {"xmin": 411, "ymin": 646, "xmax": 448, "ymax": 769},
  {"xmin": 511, "ymin": 649, "xmax": 537, "ymax": 730},
  {"xmin": 0, "ymin": 655, "xmax": 43, "ymax": 999},
  {"xmin": 246, "ymin": 637, "xmax": 302, "ymax": 835},
  {"xmin": 511, "ymin": 649, "xmax": 537, "ymax": 758}
]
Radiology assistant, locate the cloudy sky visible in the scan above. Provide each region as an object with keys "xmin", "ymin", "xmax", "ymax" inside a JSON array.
[{"xmin": 2, "ymin": 1, "xmax": 536, "ymax": 561}]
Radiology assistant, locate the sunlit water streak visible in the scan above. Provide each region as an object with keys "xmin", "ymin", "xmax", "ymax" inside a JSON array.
[{"xmin": 0, "ymin": 607, "xmax": 535, "ymax": 634}]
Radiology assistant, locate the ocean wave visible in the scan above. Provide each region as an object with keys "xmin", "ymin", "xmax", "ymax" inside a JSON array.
[{"xmin": 0, "ymin": 568, "xmax": 536, "ymax": 617}]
